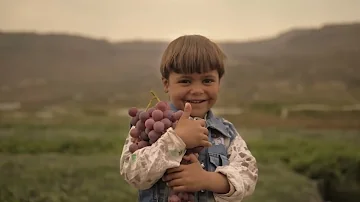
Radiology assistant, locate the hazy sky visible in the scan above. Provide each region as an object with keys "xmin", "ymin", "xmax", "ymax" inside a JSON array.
[{"xmin": 1, "ymin": 0, "xmax": 360, "ymax": 42}]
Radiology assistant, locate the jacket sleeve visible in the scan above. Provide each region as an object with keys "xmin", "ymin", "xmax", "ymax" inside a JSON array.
[
  {"xmin": 120, "ymin": 126, "xmax": 187, "ymax": 190},
  {"xmin": 213, "ymin": 121, "xmax": 259, "ymax": 202}
]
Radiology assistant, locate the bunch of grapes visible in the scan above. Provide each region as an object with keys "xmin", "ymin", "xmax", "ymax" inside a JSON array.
[
  {"xmin": 127, "ymin": 100, "xmax": 183, "ymax": 153},
  {"xmin": 127, "ymin": 92, "xmax": 202, "ymax": 202}
]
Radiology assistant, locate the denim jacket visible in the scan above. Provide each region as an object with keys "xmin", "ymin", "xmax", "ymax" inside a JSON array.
[{"xmin": 120, "ymin": 103, "xmax": 258, "ymax": 202}]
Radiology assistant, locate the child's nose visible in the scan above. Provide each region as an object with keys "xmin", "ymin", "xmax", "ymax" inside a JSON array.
[{"xmin": 190, "ymin": 85, "xmax": 205, "ymax": 94}]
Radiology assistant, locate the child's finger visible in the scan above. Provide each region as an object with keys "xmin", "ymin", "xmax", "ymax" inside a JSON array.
[
  {"xmin": 201, "ymin": 127, "xmax": 209, "ymax": 135},
  {"xmin": 163, "ymin": 172, "xmax": 182, "ymax": 182},
  {"xmin": 166, "ymin": 165, "xmax": 184, "ymax": 174},
  {"xmin": 200, "ymin": 140, "xmax": 212, "ymax": 147},
  {"xmin": 167, "ymin": 179, "xmax": 184, "ymax": 188},
  {"xmin": 182, "ymin": 155, "xmax": 191, "ymax": 161},
  {"xmin": 172, "ymin": 185, "xmax": 187, "ymax": 193},
  {"xmin": 194, "ymin": 119, "xmax": 206, "ymax": 127}
]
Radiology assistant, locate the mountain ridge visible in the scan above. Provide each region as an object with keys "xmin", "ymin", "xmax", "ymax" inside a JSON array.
[{"xmin": 1, "ymin": 22, "xmax": 359, "ymax": 107}]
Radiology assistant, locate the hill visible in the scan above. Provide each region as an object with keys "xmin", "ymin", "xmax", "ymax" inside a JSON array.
[
  {"xmin": 0, "ymin": 22, "xmax": 360, "ymax": 108},
  {"xmin": 221, "ymin": 22, "xmax": 360, "ymax": 56}
]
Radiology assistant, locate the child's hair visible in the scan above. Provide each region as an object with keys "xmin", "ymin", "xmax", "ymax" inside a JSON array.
[{"xmin": 160, "ymin": 35, "xmax": 226, "ymax": 80}]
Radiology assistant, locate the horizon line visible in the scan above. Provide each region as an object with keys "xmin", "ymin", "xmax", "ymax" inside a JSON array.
[{"xmin": 1, "ymin": 20, "xmax": 359, "ymax": 44}]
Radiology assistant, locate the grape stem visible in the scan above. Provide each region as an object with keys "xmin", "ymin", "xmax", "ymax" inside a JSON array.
[
  {"xmin": 145, "ymin": 90, "xmax": 161, "ymax": 110},
  {"xmin": 150, "ymin": 90, "xmax": 161, "ymax": 102}
]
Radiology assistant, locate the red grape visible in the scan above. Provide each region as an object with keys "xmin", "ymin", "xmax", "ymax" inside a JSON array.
[
  {"xmin": 128, "ymin": 107, "xmax": 138, "ymax": 117},
  {"xmin": 148, "ymin": 130, "xmax": 161, "ymax": 143},
  {"xmin": 145, "ymin": 118, "xmax": 155, "ymax": 129},
  {"xmin": 182, "ymin": 192, "xmax": 189, "ymax": 201},
  {"xmin": 140, "ymin": 131, "xmax": 149, "ymax": 141},
  {"xmin": 153, "ymin": 121, "xmax": 165, "ymax": 133},
  {"xmin": 152, "ymin": 109, "xmax": 163, "ymax": 121},
  {"xmin": 163, "ymin": 110, "xmax": 174, "ymax": 120},
  {"xmin": 188, "ymin": 193, "xmax": 195, "ymax": 201},
  {"xmin": 136, "ymin": 111, "xmax": 141, "ymax": 118},
  {"xmin": 130, "ymin": 127, "xmax": 140, "ymax": 138},
  {"xmin": 156, "ymin": 101, "xmax": 168, "ymax": 112},
  {"xmin": 130, "ymin": 116, "xmax": 138, "ymax": 126},
  {"xmin": 138, "ymin": 140, "xmax": 149, "ymax": 149},
  {"xmin": 144, "ymin": 127, "xmax": 151, "ymax": 134},
  {"xmin": 147, "ymin": 107, "xmax": 155, "ymax": 116},
  {"xmin": 136, "ymin": 120, "xmax": 145, "ymax": 131},
  {"xmin": 168, "ymin": 194, "xmax": 180, "ymax": 202},
  {"xmin": 129, "ymin": 143, "xmax": 138, "ymax": 153},
  {"xmin": 139, "ymin": 111, "xmax": 150, "ymax": 122},
  {"xmin": 161, "ymin": 118, "xmax": 172, "ymax": 129}
]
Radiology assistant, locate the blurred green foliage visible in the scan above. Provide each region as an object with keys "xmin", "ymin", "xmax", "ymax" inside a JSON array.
[{"xmin": 0, "ymin": 121, "xmax": 359, "ymax": 202}]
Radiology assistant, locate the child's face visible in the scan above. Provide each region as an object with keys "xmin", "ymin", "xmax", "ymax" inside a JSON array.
[{"xmin": 162, "ymin": 70, "xmax": 220, "ymax": 118}]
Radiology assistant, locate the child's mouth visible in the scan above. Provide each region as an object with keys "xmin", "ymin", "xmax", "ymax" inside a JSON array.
[{"xmin": 186, "ymin": 100, "xmax": 206, "ymax": 104}]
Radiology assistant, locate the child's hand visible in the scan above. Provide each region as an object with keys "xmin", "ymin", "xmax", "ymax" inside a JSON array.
[
  {"xmin": 162, "ymin": 153, "xmax": 208, "ymax": 192},
  {"xmin": 174, "ymin": 103, "xmax": 211, "ymax": 149}
]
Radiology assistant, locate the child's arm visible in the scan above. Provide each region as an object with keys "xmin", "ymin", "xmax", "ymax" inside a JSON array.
[
  {"xmin": 212, "ymin": 121, "xmax": 258, "ymax": 201},
  {"xmin": 120, "ymin": 126, "xmax": 186, "ymax": 190}
]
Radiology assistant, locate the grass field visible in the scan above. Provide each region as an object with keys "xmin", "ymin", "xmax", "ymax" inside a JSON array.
[{"xmin": 0, "ymin": 111, "xmax": 359, "ymax": 202}]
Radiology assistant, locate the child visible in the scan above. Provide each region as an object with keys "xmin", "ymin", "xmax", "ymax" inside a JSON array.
[{"xmin": 120, "ymin": 35, "xmax": 258, "ymax": 202}]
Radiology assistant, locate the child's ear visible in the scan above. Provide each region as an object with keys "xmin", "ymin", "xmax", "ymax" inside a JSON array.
[{"xmin": 162, "ymin": 77, "xmax": 169, "ymax": 93}]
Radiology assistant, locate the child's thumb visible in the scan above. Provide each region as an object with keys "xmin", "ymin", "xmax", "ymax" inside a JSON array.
[{"xmin": 180, "ymin": 103, "xmax": 192, "ymax": 119}]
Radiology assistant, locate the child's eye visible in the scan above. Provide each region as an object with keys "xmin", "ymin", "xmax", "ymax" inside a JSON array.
[
  {"xmin": 203, "ymin": 79, "xmax": 214, "ymax": 84},
  {"xmin": 179, "ymin": 80, "xmax": 191, "ymax": 84}
]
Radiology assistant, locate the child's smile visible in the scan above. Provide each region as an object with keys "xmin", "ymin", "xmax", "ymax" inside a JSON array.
[{"xmin": 185, "ymin": 100, "xmax": 205, "ymax": 104}]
